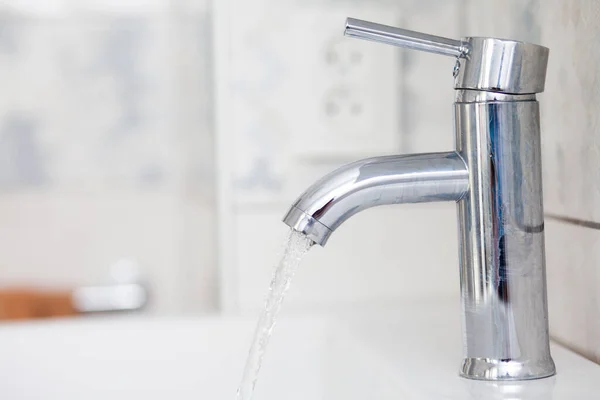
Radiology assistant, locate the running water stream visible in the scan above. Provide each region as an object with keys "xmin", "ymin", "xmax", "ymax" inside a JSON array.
[{"xmin": 236, "ymin": 230, "xmax": 314, "ymax": 400}]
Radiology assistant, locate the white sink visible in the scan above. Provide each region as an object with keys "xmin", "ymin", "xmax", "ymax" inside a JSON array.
[
  {"xmin": 1, "ymin": 301, "xmax": 599, "ymax": 399},
  {"xmin": 0, "ymin": 315, "xmax": 402, "ymax": 400}
]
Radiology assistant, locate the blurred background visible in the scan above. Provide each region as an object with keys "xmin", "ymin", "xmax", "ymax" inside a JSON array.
[{"xmin": 0, "ymin": 0, "xmax": 599, "ymax": 363}]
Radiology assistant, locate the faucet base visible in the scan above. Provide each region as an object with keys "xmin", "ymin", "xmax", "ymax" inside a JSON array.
[{"xmin": 460, "ymin": 357, "xmax": 556, "ymax": 381}]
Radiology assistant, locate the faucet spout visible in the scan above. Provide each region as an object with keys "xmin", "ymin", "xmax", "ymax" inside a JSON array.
[{"xmin": 283, "ymin": 151, "xmax": 468, "ymax": 246}]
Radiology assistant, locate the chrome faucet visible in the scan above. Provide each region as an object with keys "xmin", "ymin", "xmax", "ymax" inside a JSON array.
[{"xmin": 283, "ymin": 18, "xmax": 555, "ymax": 381}]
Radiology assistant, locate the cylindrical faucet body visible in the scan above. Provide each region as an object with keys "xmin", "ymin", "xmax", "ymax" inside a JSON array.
[{"xmin": 455, "ymin": 90, "xmax": 555, "ymax": 379}]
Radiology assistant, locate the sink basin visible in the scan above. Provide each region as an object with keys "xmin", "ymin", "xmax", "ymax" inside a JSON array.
[
  {"xmin": 0, "ymin": 315, "xmax": 402, "ymax": 400},
  {"xmin": 1, "ymin": 300, "xmax": 599, "ymax": 399}
]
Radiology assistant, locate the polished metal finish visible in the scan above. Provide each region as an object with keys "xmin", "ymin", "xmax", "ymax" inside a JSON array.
[
  {"xmin": 456, "ymin": 94, "xmax": 554, "ymax": 380},
  {"xmin": 344, "ymin": 18, "xmax": 549, "ymax": 95},
  {"xmin": 284, "ymin": 17, "xmax": 555, "ymax": 380},
  {"xmin": 455, "ymin": 37, "xmax": 549, "ymax": 94},
  {"xmin": 283, "ymin": 152, "xmax": 469, "ymax": 246},
  {"xmin": 455, "ymin": 90, "xmax": 536, "ymax": 103},
  {"xmin": 345, "ymin": 18, "xmax": 469, "ymax": 58}
]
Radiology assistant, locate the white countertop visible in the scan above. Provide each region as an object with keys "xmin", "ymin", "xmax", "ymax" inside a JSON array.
[
  {"xmin": 0, "ymin": 299, "xmax": 598, "ymax": 399},
  {"xmin": 328, "ymin": 299, "xmax": 600, "ymax": 399}
]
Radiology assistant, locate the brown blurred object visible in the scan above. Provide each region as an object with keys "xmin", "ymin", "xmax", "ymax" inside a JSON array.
[{"xmin": 0, "ymin": 288, "xmax": 77, "ymax": 321}]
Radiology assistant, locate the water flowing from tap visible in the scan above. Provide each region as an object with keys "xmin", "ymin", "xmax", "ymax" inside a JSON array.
[{"xmin": 236, "ymin": 230, "xmax": 314, "ymax": 400}]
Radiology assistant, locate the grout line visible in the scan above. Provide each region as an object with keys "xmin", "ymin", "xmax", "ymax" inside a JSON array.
[
  {"xmin": 550, "ymin": 335, "xmax": 600, "ymax": 365},
  {"xmin": 545, "ymin": 213, "xmax": 600, "ymax": 230}
]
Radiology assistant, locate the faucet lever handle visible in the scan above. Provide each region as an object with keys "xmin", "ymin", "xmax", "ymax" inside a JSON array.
[
  {"xmin": 344, "ymin": 17, "xmax": 549, "ymax": 94},
  {"xmin": 344, "ymin": 17, "xmax": 469, "ymax": 58}
]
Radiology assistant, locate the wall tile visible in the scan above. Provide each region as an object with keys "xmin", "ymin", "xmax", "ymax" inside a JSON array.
[
  {"xmin": 546, "ymin": 219, "xmax": 600, "ymax": 363},
  {"xmin": 539, "ymin": 0, "xmax": 600, "ymax": 224}
]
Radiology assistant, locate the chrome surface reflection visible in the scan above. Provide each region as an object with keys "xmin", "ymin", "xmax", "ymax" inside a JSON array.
[
  {"xmin": 456, "ymin": 99, "xmax": 554, "ymax": 380},
  {"xmin": 283, "ymin": 17, "xmax": 555, "ymax": 380},
  {"xmin": 283, "ymin": 152, "xmax": 469, "ymax": 246}
]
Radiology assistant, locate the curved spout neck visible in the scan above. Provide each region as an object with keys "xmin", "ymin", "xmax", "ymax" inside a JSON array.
[{"xmin": 283, "ymin": 151, "xmax": 469, "ymax": 246}]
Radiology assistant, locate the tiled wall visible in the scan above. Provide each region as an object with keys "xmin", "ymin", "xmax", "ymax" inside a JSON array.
[
  {"xmin": 0, "ymin": 0, "xmax": 217, "ymax": 314},
  {"xmin": 464, "ymin": 0, "xmax": 600, "ymax": 364}
]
